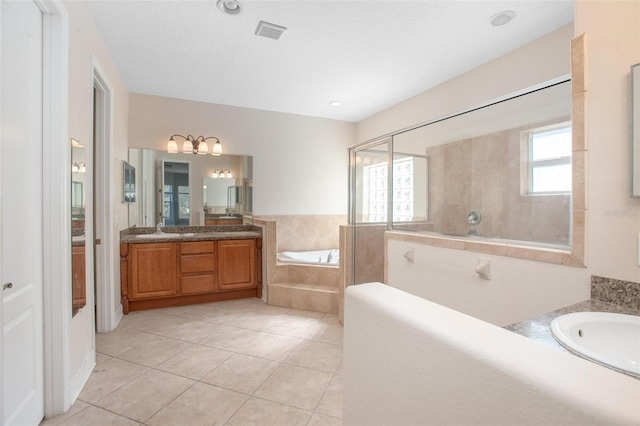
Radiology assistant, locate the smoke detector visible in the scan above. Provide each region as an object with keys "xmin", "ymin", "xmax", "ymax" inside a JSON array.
[{"xmin": 255, "ymin": 21, "xmax": 287, "ymax": 40}]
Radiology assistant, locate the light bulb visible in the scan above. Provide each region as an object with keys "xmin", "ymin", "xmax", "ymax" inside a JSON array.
[
  {"xmin": 167, "ymin": 139, "xmax": 178, "ymax": 153},
  {"xmin": 198, "ymin": 141, "xmax": 209, "ymax": 154}
]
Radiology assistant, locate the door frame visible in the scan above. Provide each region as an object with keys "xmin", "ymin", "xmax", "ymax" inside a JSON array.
[
  {"xmin": 92, "ymin": 60, "xmax": 118, "ymax": 333},
  {"xmin": 37, "ymin": 0, "xmax": 72, "ymax": 417}
]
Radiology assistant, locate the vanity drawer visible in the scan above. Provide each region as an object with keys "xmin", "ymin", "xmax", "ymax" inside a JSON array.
[
  {"xmin": 181, "ymin": 274, "xmax": 215, "ymax": 295},
  {"xmin": 181, "ymin": 254, "xmax": 215, "ymax": 273},
  {"xmin": 180, "ymin": 241, "xmax": 215, "ymax": 255}
]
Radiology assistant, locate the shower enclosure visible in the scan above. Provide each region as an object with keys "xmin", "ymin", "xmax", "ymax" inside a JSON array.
[{"xmin": 348, "ymin": 79, "xmax": 572, "ymax": 287}]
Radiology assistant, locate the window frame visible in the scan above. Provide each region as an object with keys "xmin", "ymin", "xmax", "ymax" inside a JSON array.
[{"xmin": 521, "ymin": 121, "xmax": 572, "ymax": 196}]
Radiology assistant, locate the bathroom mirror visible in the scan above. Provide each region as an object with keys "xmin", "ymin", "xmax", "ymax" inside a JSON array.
[
  {"xmin": 632, "ymin": 63, "xmax": 640, "ymax": 197},
  {"xmin": 71, "ymin": 138, "xmax": 87, "ymax": 313},
  {"xmin": 127, "ymin": 148, "xmax": 253, "ymax": 227}
]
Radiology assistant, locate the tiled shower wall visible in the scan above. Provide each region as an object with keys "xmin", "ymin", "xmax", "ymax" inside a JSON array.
[
  {"xmin": 257, "ymin": 215, "xmax": 347, "ymax": 252},
  {"xmin": 425, "ymin": 118, "xmax": 571, "ymax": 244}
]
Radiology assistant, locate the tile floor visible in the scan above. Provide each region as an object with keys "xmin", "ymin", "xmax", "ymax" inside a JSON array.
[{"xmin": 42, "ymin": 298, "xmax": 344, "ymax": 426}]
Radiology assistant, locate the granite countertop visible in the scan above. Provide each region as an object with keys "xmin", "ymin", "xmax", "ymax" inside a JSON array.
[
  {"xmin": 120, "ymin": 225, "xmax": 261, "ymax": 244},
  {"xmin": 504, "ymin": 299, "xmax": 640, "ymax": 353}
]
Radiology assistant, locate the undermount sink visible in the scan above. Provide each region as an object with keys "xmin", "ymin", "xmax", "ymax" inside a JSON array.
[
  {"xmin": 135, "ymin": 233, "xmax": 181, "ymax": 239},
  {"xmin": 550, "ymin": 312, "xmax": 640, "ymax": 377}
]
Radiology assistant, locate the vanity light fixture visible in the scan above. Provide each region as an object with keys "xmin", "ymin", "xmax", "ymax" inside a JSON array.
[
  {"xmin": 217, "ymin": 0, "xmax": 241, "ymax": 15},
  {"xmin": 212, "ymin": 169, "xmax": 232, "ymax": 178},
  {"xmin": 167, "ymin": 134, "xmax": 222, "ymax": 155},
  {"xmin": 72, "ymin": 162, "xmax": 86, "ymax": 173}
]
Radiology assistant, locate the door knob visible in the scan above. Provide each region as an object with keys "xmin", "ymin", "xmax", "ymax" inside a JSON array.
[{"xmin": 3, "ymin": 282, "xmax": 13, "ymax": 291}]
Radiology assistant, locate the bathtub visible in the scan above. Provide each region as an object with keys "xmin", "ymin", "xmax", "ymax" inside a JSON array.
[{"xmin": 277, "ymin": 249, "xmax": 339, "ymax": 266}]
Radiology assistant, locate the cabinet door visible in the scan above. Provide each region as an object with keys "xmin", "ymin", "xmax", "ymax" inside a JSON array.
[
  {"xmin": 130, "ymin": 243, "xmax": 178, "ymax": 300},
  {"xmin": 217, "ymin": 239, "xmax": 255, "ymax": 291},
  {"xmin": 72, "ymin": 245, "xmax": 86, "ymax": 308}
]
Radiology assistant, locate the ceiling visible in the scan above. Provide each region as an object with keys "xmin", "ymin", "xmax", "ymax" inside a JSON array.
[{"xmin": 86, "ymin": 0, "xmax": 574, "ymax": 123}]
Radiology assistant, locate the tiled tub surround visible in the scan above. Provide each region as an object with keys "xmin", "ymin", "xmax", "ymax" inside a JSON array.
[
  {"xmin": 424, "ymin": 117, "xmax": 571, "ymax": 245},
  {"xmin": 505, "ymin": 276, "xmax": 640, "ymax": 376},
  {"xmin": 254, "ymin": 216, "xmax": 346, "ymax": 315}
]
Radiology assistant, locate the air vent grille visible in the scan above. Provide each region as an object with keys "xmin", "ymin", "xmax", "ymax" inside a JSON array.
[{"xmin": 255, "ymin": 21, "xmax": 287, "ymax": 40}]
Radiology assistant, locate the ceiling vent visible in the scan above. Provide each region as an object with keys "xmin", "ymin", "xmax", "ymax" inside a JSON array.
[{"xmin": 255, "ymin": 21, "xmax": 287, "ymax": 40}]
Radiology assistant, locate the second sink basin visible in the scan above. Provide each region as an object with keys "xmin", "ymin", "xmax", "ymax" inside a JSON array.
[{"xmin": 550, "ymin": 311, "xmax": 640, "ymax": 377}]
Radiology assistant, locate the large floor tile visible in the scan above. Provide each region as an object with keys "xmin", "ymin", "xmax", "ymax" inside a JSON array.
[
  {"xmin": 254, "ymin": 364, "xmax": 332, "ymax": 411},
  {"xmin": 315, "ymin": 374, "xmax": 343, "ymax": 419},
  {"xmin": 263, "ymin": 316, "xmax": 320, "ymax": 339},
  {"xmin": 226, "ymin": 397, "xmax": 311, "ymax": 426},
  {"xmin": 125, "ymin": 313, "xmax": 192, "ymax": 336},
  {"xmin": 95, "ymin": 327, "xmax": 156, "ymax": 357},
  {"xmin": 116, "ymin": 335, "xmax": 191, "ymax": 367},
  {"xmin": 40, "ymin": 400, "xmax": 90, "ymax": 426},
  {"xmin": 284, "ymin": 340, "xmax": 342, "ymax": 373},
  {"xmin": 159, "ymin": 319, "xmax": 223, "ymax": 342},
  {"xmin": 58, "ymin": 406, "xmax": 140, "ymax": 426},
  {"xmin": 308, "ymin": 413, "xmax": 342, "ymax": 426},
  {"xmin": 147, "ymin": 382, "xmax": 247, "ymax": 425},
  {"xmin": 94, "ymin": 369, "xmax": 194, "ymax": 423},
  {"xmin": 156, "ymin": 344, "xmax": 232, "ymax": 380},
  {"xmin": 239, "ymin": 332, "xmax": 302, "ymax": 362},
  {"xmin": 201, "ymin": 353, "xmax": 278, "ymax": 394},
  {"xmin": 78, "ymin": 358, "xmax": 149, "ymax": 404},
  {"xmin": 231, "ymin": 311, "xmax": 281, "ymax": 331},
  {"xmin": 305, "ymin": 322, "xmax": 344, "ymax": 346},
  {"xmin": 197, "ymin": 324, "xmax": 260, "ymax": 351}
]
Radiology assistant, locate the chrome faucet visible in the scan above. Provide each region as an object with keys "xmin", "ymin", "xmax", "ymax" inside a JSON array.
[{"xmin": 156, "ymin": 222, "xmax": 163, "ymax": 234}]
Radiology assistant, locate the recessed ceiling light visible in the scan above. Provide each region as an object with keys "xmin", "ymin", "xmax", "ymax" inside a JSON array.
[
  {"xmin": 329, "ymin": 100, "xmax": 342, "ymax": 107},
  {"xmin": 489, "ymin": 10, "xmax": 516, "ymax": 27},
  {"xmin": 217, "ymin": 0, "xmax": 242, "ymax": 15}
]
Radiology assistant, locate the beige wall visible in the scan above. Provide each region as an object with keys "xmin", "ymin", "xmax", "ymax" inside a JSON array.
[
  {"xmin": 357, "ymin": 24, "xmax": 573, "ymax": 143},
  {"xmin": 128, "ymin": 94, "xmax": 356, "ymax": 216},
  {"xmin": 576, "ymin": 0, "xmax": 640, "ymax": 283},
  {"xmin": 65, "ymin": 0, "xmax": 130, "ymax": 390}
]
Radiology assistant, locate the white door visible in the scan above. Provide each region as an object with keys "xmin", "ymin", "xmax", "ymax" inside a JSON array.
[{"xmin": 1, "ymin": 1, "xmax": 45, "ymax": 424}]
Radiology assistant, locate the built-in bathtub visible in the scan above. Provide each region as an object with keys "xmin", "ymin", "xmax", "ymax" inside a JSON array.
[{"xmin": 277, "ymin": 249, "xmax": 339, "ymax": 266}]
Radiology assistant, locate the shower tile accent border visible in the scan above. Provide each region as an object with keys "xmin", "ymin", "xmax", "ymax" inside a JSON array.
[{"xmin": 591, "ymin": 275, "xmax": 640, "ymax": 311}]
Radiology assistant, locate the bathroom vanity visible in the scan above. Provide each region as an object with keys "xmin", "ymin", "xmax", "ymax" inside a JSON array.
[{"xmin": 120, "ymin": 225, "xmax": 262, "ymax": 313}]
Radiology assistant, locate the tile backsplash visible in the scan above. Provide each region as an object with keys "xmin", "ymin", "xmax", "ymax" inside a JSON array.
[{"xmin": 591, "ymin": 275, "xmax": 640, "ymax": 311}]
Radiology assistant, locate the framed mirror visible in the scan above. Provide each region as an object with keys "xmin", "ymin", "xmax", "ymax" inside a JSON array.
[
  {"xmin": 632, "ymin": 63, "xmax": 640, "ymax": 197},
  {"xmin": 127, "ymin": 148, "xmax": 253, "ymax": 227}
]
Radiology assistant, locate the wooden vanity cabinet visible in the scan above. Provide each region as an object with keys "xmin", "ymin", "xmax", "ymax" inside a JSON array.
[
  {"xmin": 129, "ymin": 242, "xmax": 178, "ymax": 300},
  {"xmin": 205, "ymin": 218, "xmax": 243, "ymax": 226},
  {"xmin": 179, "ymin": 241, "xmax": 216, "ymax": 295},
  {"xmin": 72, "ymin": 245, "xmax": 86, "ymax": 308},
  {"xmin": 121, "ymin": 237, "xmax": 262, "ymax": 313},
  {"xmin": 217, "ymin": 239, "xmax": 255, "ymax": 291}
]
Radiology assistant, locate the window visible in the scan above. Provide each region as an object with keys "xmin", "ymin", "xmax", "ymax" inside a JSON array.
[
  {"xmin": 364, "ymin": 158, "xmax": 414, "ymax": 222},
  {"xmin": 522, "ymin": 123, "xmax": 572, "ymax": 194}
]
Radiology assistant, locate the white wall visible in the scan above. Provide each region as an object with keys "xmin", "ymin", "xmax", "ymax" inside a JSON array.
[
  {"xmin": 344, "ymin": 283, "xmax": 640, "ymax": 425},
  {"xmin": 387, "ymin": 239, "xmax": 589, "ymax": 326},
  {"xmin": 65, "ymin": 0, "xmax": 130, "ymax": 398},
  {"xmin": 357, "ymin": 5, "xmax": 640, "ymax": 324},
  {"xmin": 128, "ymin": 94, "xmax": 356, "ymax": 216}
]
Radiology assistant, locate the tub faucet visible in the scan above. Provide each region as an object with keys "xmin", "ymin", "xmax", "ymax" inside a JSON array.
[{"xmin": 156, "ymin": 223, "xmax": 163, "ymax": 234}]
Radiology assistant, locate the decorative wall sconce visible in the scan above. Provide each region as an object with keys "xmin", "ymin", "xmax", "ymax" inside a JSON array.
[
  {"xmin": 212, "ymin": 169, "xmax": 232, "ymax": 178},
  {"xmin": 167, "ymin": 134, "xmax": 222, "ymax": 156},
  {"xmin": 72, "ymin": 162, "xmax": 86, "ymax": 173}
]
